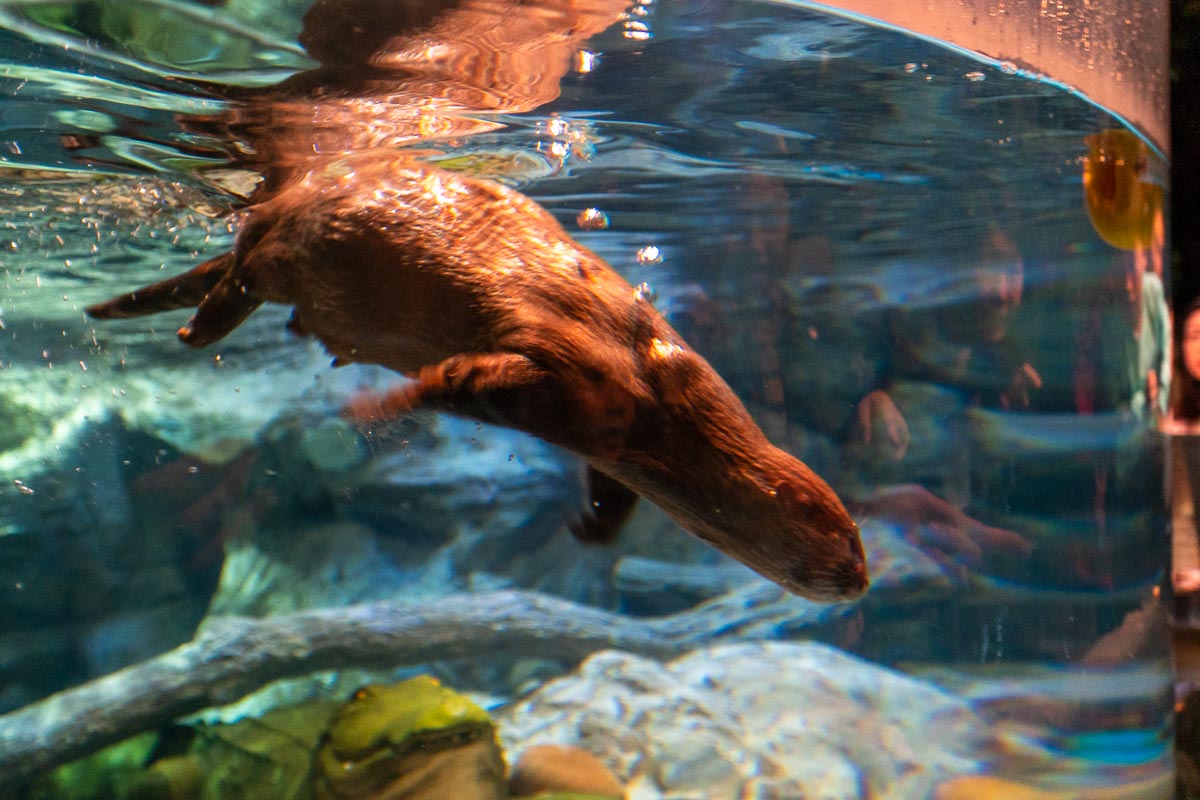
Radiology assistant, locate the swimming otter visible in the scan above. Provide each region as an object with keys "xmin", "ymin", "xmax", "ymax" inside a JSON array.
[{"xmin": 87, "ymin": 155, "xmax": 868, "ymax": 602}]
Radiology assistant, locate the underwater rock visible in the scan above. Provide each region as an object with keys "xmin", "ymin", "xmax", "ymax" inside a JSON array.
[
  {"xmin": 297, "ymin": 417, "xmax": 367, "ymax": 473},
  {"xmin": 508, "ymin": 743, "xmax": 624, "ymax": 799},
  {"xmin": 0, "ymin": 626, "xmax": 78, "ymax": 711},
  {"xmin": 613, "ymin": 555, "xmax": 754, "ymax": 615},
  {"xmin": 495, "ymin": 641, "xmax": 987, "ymax": 800},
  {"xmin": 0, "ymin": 412, "xmax": 217, "ymax": 710},
  {"xmin": 327, "ymin": 414, "xmax": 594, "ymax": 594},
  {"xmin": 202, "ymin": 410, "xmax": 626, "ymax": 617},
  {"xmin": 313, "ymin": 677, "xmax": 506, "ymax": 800},
  {"xmin": 205, "ymin": 521, "xmax": 418, "ymax": 618},
  {"xmin": 0, "ymin": 389, "xmax": 51, "ymax": 455},
  {"xmin": 0, "ymin": 318, "xmax": 330, "ymax": 468},
  {"xmin": 651, "ymin": 579, "xmax": 860, "ymax": 643},
  {"xmin": 0, "ymin": 410, "xmax": 133, "ymax": 540}
]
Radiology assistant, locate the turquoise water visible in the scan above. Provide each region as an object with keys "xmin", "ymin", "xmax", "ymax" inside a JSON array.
[{"xmin": 0, "ymin": 1, "xmax": 1172, "ymax": 797}]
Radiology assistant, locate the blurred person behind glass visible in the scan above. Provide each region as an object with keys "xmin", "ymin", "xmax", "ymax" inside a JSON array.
[{"xmin": 1164, "ymin": 297, "xmax": 1200, "ymax": 621}]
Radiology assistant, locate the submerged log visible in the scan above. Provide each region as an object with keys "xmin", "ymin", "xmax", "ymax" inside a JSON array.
[{"xmin": 0, "ymin": 585, "xmax": 851, "ymax": 795}]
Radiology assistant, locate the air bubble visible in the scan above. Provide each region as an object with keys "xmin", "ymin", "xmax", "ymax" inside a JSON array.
[
  {"xmin": 636, "ymin": 245, "xmax": 663, "ymax": 265},
  {"xmin": 634, "ymin": 282, "xmax": 657, "ymax": 304},
  {"xmin": 576, "ymin": 208, "xmax": 609, "ymax": 230}
]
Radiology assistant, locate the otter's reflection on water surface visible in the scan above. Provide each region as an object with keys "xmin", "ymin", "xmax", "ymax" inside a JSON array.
[
  {"xmin": 87, "ymin": 0, "xmax": 872, "ymax": 602},
  {"xmin": 188, "ymin": 0, "xmax": 632, "ymax": 200}
]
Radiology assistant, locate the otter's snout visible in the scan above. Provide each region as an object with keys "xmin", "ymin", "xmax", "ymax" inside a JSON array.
[
  {"xmin": 832, "ymin": 543, "xmax": 870, "ymax": 599},
  {"xmin": 782, "ymin": 527, "xmax": 869, "ymax": 602}
]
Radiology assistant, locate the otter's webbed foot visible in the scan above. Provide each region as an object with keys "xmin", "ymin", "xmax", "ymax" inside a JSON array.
[
  {"xmin": 177, "ymin": 265, "xmax": 264, "ymax": 347},
  {"xmin": 85, "ymin": 251, "xmax": 265, "ymax": 348},
  {"xmin": 86, "ymin": 252, "xmax": 235, "ymax": 320}
]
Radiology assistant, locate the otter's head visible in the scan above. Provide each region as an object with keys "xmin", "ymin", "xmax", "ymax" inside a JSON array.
[{"xmin": 692, "ymin": 452, "xmax": 869, "ymax": 602}]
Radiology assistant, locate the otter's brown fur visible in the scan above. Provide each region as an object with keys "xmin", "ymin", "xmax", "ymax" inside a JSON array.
[{"xmin": 87, "ymin": 155, "xmax": 868, "ymax": 601}]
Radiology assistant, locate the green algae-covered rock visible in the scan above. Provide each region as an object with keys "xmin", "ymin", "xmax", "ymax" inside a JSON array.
[
  {"xmin": 0, "ymin": 390, "xmax": 50, "ymax": 453},
  {"xmin": 121, "ymin": 676, "xmax": 505, "ymax": 800},
  {"xmin": 313, "ymin": 676, "xmax": 505, "ymax": 800},
  {"xmin": 29, "ymin": 733, "xmax": 158, "ymax": 800}
]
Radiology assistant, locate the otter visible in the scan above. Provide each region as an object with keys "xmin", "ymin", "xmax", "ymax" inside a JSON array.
[{"xmin": 87, "ymin": 155, "xmax": 868, "ymax": 602}]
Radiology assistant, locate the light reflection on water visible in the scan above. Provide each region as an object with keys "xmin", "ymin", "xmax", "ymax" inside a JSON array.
[{"xmin": 0, "ymin": 0, "xmax": 1172, "ymax": 796}]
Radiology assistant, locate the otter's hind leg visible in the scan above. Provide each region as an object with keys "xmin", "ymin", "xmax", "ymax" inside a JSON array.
[
  {"xmin": 571, "ymin": 466, "xmax": 639, "ymax": 545},
  {"xmin": 86, "ymin": 252, "xmax": 235, "ymax": 319}
]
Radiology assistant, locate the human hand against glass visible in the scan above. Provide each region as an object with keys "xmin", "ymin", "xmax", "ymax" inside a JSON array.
[
  {"xmin": 1000, "ymin": 362, "xmax": 1043, "ymax": 410},
  {"xmin": 1177, "ymin": 569, "xmax": 1200, "ymax": 594},
  {"xmin": 856, "ymin": 388, "xmax": 909, "ymax": 461},
  {"xmin": 852, "ymin": 483, "xmax": 1032, "ymax": 576}
]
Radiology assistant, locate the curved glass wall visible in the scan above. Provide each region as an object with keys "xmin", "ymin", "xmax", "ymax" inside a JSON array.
[{"xmin": 0, "ymin": 1, "xmax": 1173, "ymax": 798}]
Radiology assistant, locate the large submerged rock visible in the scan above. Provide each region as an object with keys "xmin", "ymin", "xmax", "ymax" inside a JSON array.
[{"xmin": 495, "ymin": 641, "xmax": 987, "ymax": 800}]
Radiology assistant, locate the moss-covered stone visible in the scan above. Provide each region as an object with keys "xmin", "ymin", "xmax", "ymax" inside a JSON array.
[
  {"xmin": 0, "ymin": 391, "xmax": 50, "ymax": 452},
  {"xmin": 29, "ymin": 732, "xmax": 158, "ymax": 800}
]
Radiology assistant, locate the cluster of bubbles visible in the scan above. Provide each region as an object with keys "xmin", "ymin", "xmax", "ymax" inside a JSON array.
[
  {"xmin": 534, "ymin": 115, "xmax": 598, "ymax": 173},
  {"xmin": 573, "ymin": 212, "xmax": 664, "ymax": 303}
]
